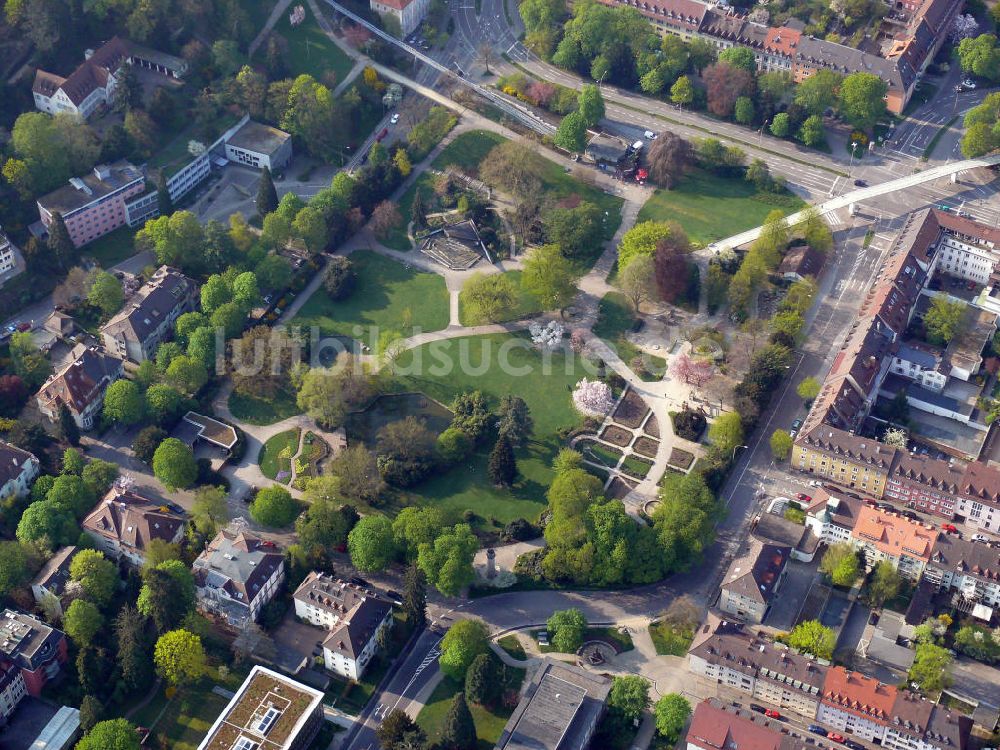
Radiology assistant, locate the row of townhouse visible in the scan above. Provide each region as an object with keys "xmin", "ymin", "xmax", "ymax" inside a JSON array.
[
  {"xmin": 804, "ymin": 490, "xmax": 1000, "ymax": 612},
  {"xmin": 688, "ymin": 616, "xmax": 972, "ymax": 750},
  {"xmin": 35, "ymin": 266, "xmax": 195, "ymax": 429},
  {"xmin": 792, "ymin": 209, "xmax": 1000, "ymax": 529},
  {"xmin": 599, "ymin": 0, "xmax": 961, "ymax": 114}
]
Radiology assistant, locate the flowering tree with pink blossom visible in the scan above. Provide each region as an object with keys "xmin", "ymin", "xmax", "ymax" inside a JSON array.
[
  {"xmin": 572, "ymin": 379, "xmax": 614, "ymax": 417},
  {"xmin": 672, "ymin": 354, "xmax": 714, "ymax": 387}
]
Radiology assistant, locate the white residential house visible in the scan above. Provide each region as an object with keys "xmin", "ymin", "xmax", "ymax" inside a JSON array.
[{"xmin": 0, "ymin": 442, "xmax": 39, "ymax": 499}]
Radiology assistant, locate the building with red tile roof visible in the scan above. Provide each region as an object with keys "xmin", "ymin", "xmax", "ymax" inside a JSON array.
[{"xmin": 851, "ymin": 505, "xmax": 937, "ymax": 579}]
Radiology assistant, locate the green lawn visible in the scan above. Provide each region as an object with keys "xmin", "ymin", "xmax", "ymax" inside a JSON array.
[
  {"xmin": 649, "ymin": 620, "xmax": 695, "ymax": 656},
  {"xmin": 292, "ymin": 251, "xmax": 449, "ymax": 342},
  {"xmin": 383, "ymin": 174, "xmax": 435, "ymax": 250},
  {"xmin": 228, "ymin": 386, "xmax": 300, "ymax": 426},
  {"xmin": 621, "ymin": 454, "xmax": 652, "ymax": 478},
  {"xmin": 257, "ymin": 3, "xmax": 354, "ymax": 84},
  {"xmin": 592, "ymin": 293, "xmax": 666, "ymax": 381},
  {"xmin": 434, "ymin": 130, "xmax": 624, "ymax": 244},
  {"xmin": 581, "ymin": 441, "xmax": 621, "ymax": 468},
  {"xmin": 458, "ymin": 270, "xmax": 541, "ymax": 325},
  {"xmin": 636, "ymin": 168, "xmax": 806, "ymax": 246},
  {"xmin": 417, "ymin": 673, "xmax": 524, "ymax": 749},
  {"xmin": 84, "ymin": 226, "xmax": 138, "ymax": 268},
  {"xmin": 258, "ymin": 428, "xmax": 300, "ymax": 482},
  {"xmin": 496, "ymin": 634, "xmax": 527, "ymax": 661},
  {"xmin": 388, "ymin": 332, "xmax": 585, "ymax": 529}
]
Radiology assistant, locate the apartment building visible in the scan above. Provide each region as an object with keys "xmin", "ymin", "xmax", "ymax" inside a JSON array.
[
  {"xmin": 923, "ymin": 533, "xmax": 1000, "ymax": 609},
  {"xmin": 100, "ymin": 266, "xmax": 196, "ymax": 362},
  {"xmin": 193, "ymin": 529, "xmax": 285, "ymax": 629},
  {"xmin": 600, "ymin": 0, "xmax": 961, "ymax": 113},
  {"xmin": 35, "ymin": 344, "xmax": 124, "ymax": 430},
  {"xmin": 370, "ymin": 0, "xmax": 431, "ymax": 35},
  {"xmin": 0, "ymin": 227, "xmax": 22, "ymax": 285},
  {"xmin": 0, "ymin": 660, "xmax": 26, "ymax": 723},
  {"xmin": 686, "ymin": 699, "xmax": 812, "ymax": 750},
  {"xmin": 688, "ymin": 616, "xmax": 827, "ymax": 717},
  {"xmin": 292, "ymin": 572, "xmax": 393, "ymax": 681},
  {"xmin": 81, "ymin": 488, "xmax": 186, "ymax": 567},
  {"xmin": 36, "ymin": 161, "xmax": 145, "ymax": 248},
  {"xmin": 851, "ymin": 506, "xmax": 937, "ymax": 580},
  {"xmin": 0, "ymin": 610, "xmax": 67, "ymax": 697},
  {"xmin": 32, "ymin": 37, "xmax": 185, "ymax": 119},
  {"xmin": 197, "ymin": 666, "xmax": 324, "ymax": 750},
  {"xmin": 719, "ymin": 539, "xmax": 790, "ymax": 624},
  {"xmin": 804, "ymin": 490, "xmax": 865, "ymax": 544}
]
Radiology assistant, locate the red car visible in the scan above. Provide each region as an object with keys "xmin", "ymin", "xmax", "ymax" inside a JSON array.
[
  {"xmin": 375, "ymin": 127, "xmax": 389, "ymax": 142},
  {"xmin": 941, "ymin": 523, "xmax": 958, "ymax": 534},
  {"xmin": 827, "ymin": 733, "xmax": 845, "ymax": 743},
  {"xmin": 864, "ymin": 498, "xmax": 877, "ymax": 506},
  {"xmin": 795, "ymin": 493, "xmax": 812, "ymax": 503},
  {"xmin": 765, "ymin": 709, "xmax": 781, "ymax": 719}
]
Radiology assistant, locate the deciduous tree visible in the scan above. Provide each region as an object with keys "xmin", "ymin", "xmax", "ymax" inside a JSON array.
[
  {"xmin": 439, "ymin": 619, "xmax": 489, "ymax": 680},
  {"xmin": 154, "ymin": 629, "xmax": 206, "ymax": 687}
]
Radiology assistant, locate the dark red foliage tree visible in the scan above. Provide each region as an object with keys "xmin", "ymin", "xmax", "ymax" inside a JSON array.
[{"xmin": 703, "ymin": 62, "xmax": 754, "ymax": 118}]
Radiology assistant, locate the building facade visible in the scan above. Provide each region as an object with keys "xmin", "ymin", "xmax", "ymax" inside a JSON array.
[
  {"xmin": 100, "ymin": 266, "xmax": 196, "ymax": 362},
  {"xmin": 35, "ymin": 345, "xmax": 124, "ymax": 430},
  {"xmin": 719, "ymin": 540, "xmax": 790, "ymax": 624},
  {"xmin": 370, "ymin": 0, "xmax": 431, "ymax": 35},
  {"xmin": 224, "ymin": 120, "xmax": 293, "ymax": 171},
  {"xmin": 193, "ymin": 529, "xmax": 285, "ymax": 629},
  {"xmin": 81, "ymin": 489, "xmax": 186, "ymax": 567},
  {"xmin": 0, "ymin": 442, "xmax": 39, "ymax": 500},
  {"xmin": 36, "ymin": 161, "xmax": 145, "ymax": 248}
]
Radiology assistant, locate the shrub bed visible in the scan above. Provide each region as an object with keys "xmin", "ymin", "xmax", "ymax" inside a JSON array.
[
  {"xmin": 669, "ymin": 447, "xmax": 696, "ymax": 471},
  {"xmin": 612, "ymin": 389, "xmax": 649, "ymax": 429},
  {"xmin": 632, "ymin": 436, "xmax": 659, "ymax": 458},
  {"xmin": 671, "ymin": 409, "xmax": 706, "ymax": 442},
  {"xmin": 644, "ymin": 414, "xmax": 660, "ymax": 438},
  {"xmin": 600, "ymin": 424, "xmax": 633, "ymax": 447}
]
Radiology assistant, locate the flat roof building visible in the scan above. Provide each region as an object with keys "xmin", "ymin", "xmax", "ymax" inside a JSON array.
[
  {"xmin": 224, "ymin": 121, "xmax": 293, "ymax": 172},
  {"xmin": 496, "ymin": 659, "xmax": 611, "ymax": 750},
  {"xmin": 197, "ymin": 665, "xmax": 325, "ymax": 750}
]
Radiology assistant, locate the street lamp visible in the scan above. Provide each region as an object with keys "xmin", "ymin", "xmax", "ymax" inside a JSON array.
[
  {"xmin": 758, "ymin": 119, "xmax": 769, "ymax": 145},
  {"xmin": 848, "ymin": 140, "xmax": 859, "ymax": 175}
]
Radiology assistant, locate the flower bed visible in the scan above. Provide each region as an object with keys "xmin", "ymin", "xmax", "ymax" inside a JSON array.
[
  {"xmin": 600, "ymin": 424, "xmax": 633, "ymax": 448},
  {"xmin": 612, "ymin": 389, "xmax": 649, "ymax": 430},
  {"xmin": 669, "ymin": 447, "xmax": 695, "ymax": 471},
  {"xmin": 632, "ymin": 436, "xmax": 659, "ymax": 458},
  {"xmin": 644, "ymin": 414, "xmax": 659, "ymax": 438},
  {"xmin": 607, "ymin": 476, "xmax": 637, "ymax": 500}
]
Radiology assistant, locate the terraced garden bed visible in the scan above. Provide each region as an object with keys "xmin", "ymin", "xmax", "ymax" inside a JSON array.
[
  {"xmin": 620, "ymin": 455, "xmax": 653, "ymax": 479},
  {"xmin": 607, "ymin": 476, "xmax": 637, "ymax": 500},
  {"xmin": 613, "ymin": 389, "xmax": 649, "ymax": 429},
  {"xmin": 600, "ymin": 424, "xmax": 633, "ymax": 447},
  {"xmin": 669, "ymin": 447, "xmax": 695, "ymax": 471},
  {"xmin": 632, "ymin": 436, "xmax": 659, "ymax": 458},
  {"xmin": 578, "ymin": 439, "xmax": 622, "ymax": 468},
  {"xmin": 644, "ymin": 414, "xmax": 659, "ymax": 438}
]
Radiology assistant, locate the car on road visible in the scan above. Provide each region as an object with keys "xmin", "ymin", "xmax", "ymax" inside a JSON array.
[
  {"xmin": 795, "ymin": 492, "xmax": 812, "ymax": 503},
  {"xmin": 854, "ymin": 179, "xmax": 868, "ymax": 187},
  {"xmin": 962, "ymin": 79, "xmax": 976, "ymax": 89},
  {"xmin": 827, "ymin": 733, "xmax": 845, "ymax": 743},
  {"xmin": 376, "ymin": 128, "xmax": 389, "ymax": 142},
  {"xmin": 644, "ymin": 130, "xmax": 657, "ymax": 139},
  {"xmin": 941, "ymin": 523, "xmax": 959, "ymax": 534},
  {"xmin": 390, "ymin": 113, "xmax": 400, "ymax": 124},
  {"xmin": 809, "ymin": 726, "xmax": 827, "ymax": 736},
  {"xmin": 765, "ymin": 709, "xmax": 781, "ymax": 719}
]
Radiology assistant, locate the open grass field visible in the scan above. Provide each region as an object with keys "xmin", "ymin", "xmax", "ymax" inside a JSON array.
[
  {"xmin": 636, "ymin": 169, "xmax": 806, "ymax": 246},
  {"xmin": 258, "ymin": 428, "xmax": 299, "ymax": 481},
  {"xmin": 417, "ymin": 672, "xmax": 525, "ymax": 749},
  {"xmin": 434, "ymin": 131, "xmax": 624, "ymax": 243},
  {"xmin": 254, "ymin": 2, "xmax": 354, "ymax": 83},
  {"xmin": 593, "ymin": 293, "xmax": 666, "ymax": 381},
  {"xmin": 228, "ymin": 386, "xmax": 300, "ymax": 426},
  {"xmin": 649, "ymin": 620, "xmax": 695, "ymax": 656},
  {"xmin": 389, "ymin": 332, "xmax": 585, "ymax": 529},
  {"xmin": 84, "ymin": 226, "xmax": 138, "ymax": 268},
  {"xmin": 292, "ymin": 251, "xmax": 449, "ymax": 341}
]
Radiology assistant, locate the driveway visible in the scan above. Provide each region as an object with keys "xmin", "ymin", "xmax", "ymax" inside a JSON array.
[
  {"xmin": 765, "ymin": 559, "xmax": 819, "ymax": 631},
  {"xmin": 272, "ymin": 611, "xmax": 325, "ymax": 675}
]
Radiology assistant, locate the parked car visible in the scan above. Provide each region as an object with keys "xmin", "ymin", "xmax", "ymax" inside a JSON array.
[
  {"xmin": 385, "ymin": 589, "xmax": 403, "ymax": 605},
  {"xmin": 792, "ymin": 419, "xmax": 803, "ymax": 431},
  {"xmin": 390, "ymin": 113, "xmax": 400, "ymax": 124},
  {"xmin": 854, "ymin": 179, "xmax": 868, "ymax": 187},
  {"xmin": 809, "ymin": 726, "xmax": 827, "ymax": 736},
  {"xmin": 349, "ymin": 576, "xmax": 371, "ymax": 588},
  {"xmin": 750, "ymin": 704, "xmax": 766, "ymax": 714},
  {"xmin": 765, "ymin": 709, "xmax": 781, "ymax": 719},
  {"xmin": 795, "ymin": 493, "xmax": 812, "ymax": 503},
  {"xmin": 845, "ymin": 741, "xmax": 865, "ymax": 750},
  {"xmin": 972, "ymin": 533, "xmax": 990, "ymax": 543},
  {"xmin": 827, "ymin": 733, "xmax": 845, "ymax": 743},
  {"xmin": 941, "ymin": 523, "xmax": 959, "ymax": 534},
  {"xmin": 644, "ymin": 130, "xmax": 657, "ymax": 139},
  {"xmin": 376, "ymin": 128, "xmax": 389, "ymax": 142},
  {"xmin": 962, "ymin": 79, "xmax": 976, "ymax": 89}
]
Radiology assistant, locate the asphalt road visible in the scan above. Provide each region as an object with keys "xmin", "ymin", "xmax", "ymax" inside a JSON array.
[{"xmin": 340, "ymin": 628, "xmax": 443, "ymax": 750}]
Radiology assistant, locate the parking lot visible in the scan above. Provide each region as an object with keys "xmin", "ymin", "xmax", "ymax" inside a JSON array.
[{"xmin": 766, "ymin": 558, "xmax": 821, "ymax": 631}]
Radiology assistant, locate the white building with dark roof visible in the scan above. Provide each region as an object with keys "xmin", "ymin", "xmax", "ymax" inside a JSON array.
[
  {"xmin": 719, "ymin": 539, "xmax": 790, "ymax": 624},
  {"xmin": 100, "ymin": 266, "xmax": 196, "ymax": 362},
  {"xmin": 0, "ymin": 442, "xmax": 39, "ymax": 500},
  {"xmin": 193, "ymin": 528, "xmax": 285, "ymax": 629},
  {"xmin": 35, "ymin": 344, "xmax": 124, "ymax": 430},
  {"xmin": 292, "ymin": 572, "xmax": 393, "ymax": 680},
  {"xmin": 29, "ymin": 547, "xmax": 79, "ymax": 618}
]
